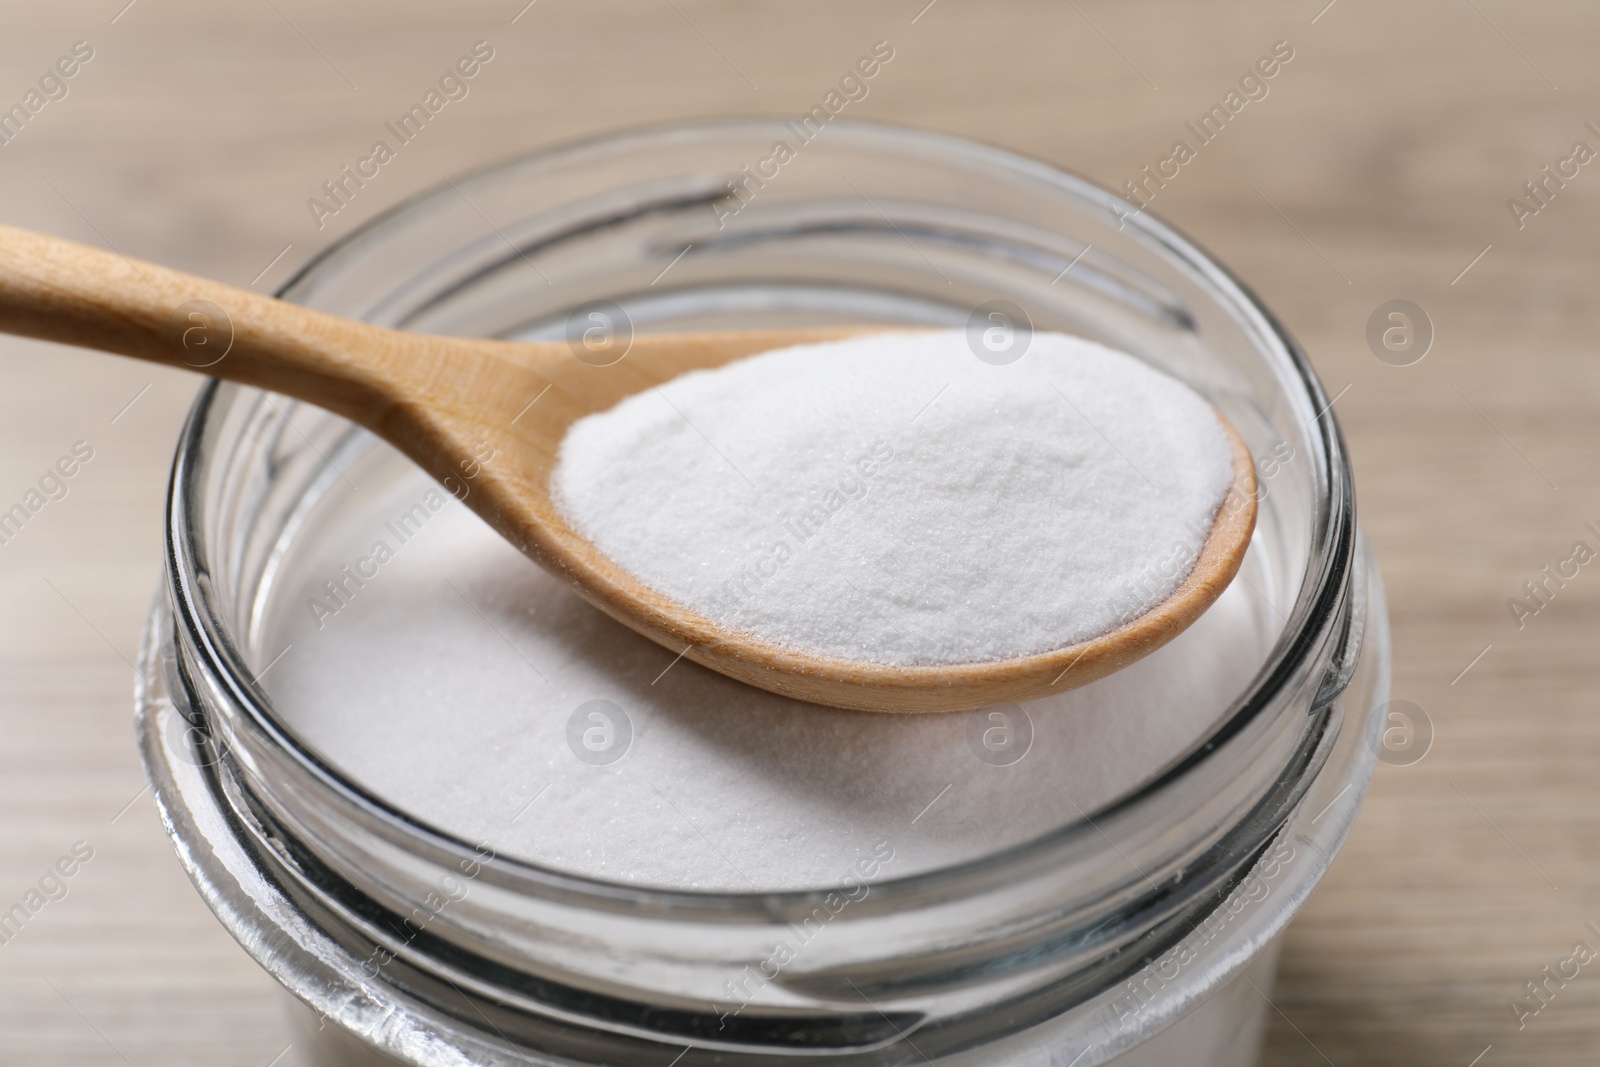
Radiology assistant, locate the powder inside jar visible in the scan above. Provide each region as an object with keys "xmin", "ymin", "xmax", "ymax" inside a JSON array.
[
  {"xmin": 551, "ymin": 330, "xmax": 1235, "ymax": 665},
  {"xmin": 262, "ymin": 468, "xmax": 1273, "ymax": 891}
]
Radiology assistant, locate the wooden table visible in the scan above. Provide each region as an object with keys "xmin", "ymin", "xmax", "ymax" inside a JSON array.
[{"xmin": 1, "ymin": 1, "xmax": 1596, "ymax": 1062}]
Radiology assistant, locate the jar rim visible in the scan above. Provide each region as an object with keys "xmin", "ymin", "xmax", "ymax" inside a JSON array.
[{"xmin": 164, "ymin": 117, "xmax": 1356, "ymax": 912}]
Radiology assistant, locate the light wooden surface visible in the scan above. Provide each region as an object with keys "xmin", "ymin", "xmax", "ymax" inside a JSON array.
[{"xmin": 0, "ymin": 0, "xmax": 1596, "ymax": 1063}]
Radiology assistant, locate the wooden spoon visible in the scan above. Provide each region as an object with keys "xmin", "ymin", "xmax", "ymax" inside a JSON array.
[{"xmin": 0, "ymin": 224, "xmax": 1255, "ymax": 713}]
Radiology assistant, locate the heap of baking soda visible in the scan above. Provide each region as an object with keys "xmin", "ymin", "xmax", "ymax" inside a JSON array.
[{"xmin": 552, "ymin": 330, "xmax": 1235, "ymax": 665}]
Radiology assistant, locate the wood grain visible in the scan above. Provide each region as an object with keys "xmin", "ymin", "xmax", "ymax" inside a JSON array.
[{"xmin": 0, "ymin": 0, "xmax": 1597, "ymax": 1063}]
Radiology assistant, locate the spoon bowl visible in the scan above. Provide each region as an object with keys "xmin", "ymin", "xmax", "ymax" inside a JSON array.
[{"xmin": 0, "ymin": 224, "xmax": 1255, "ymax": 712}]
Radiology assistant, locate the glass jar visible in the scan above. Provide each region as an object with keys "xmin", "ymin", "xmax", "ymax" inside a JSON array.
[{"xmin": 136, "ymin": 120, "xmax": 1388, "ymax": 1066}]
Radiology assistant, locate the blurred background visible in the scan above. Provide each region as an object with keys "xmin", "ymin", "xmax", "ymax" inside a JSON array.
[{"xmin": 0, "ymin": 0, "xmax": 1596, "ymax": 1063}]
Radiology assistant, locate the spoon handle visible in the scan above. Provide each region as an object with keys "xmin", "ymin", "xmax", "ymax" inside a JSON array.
[{"xmin": 0, "ymin": 223, "xmax": 401, "ymax": 425}]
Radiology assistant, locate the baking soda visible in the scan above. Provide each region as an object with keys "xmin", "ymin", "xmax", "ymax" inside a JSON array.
[
  {"xmin": 263, "ymin": 441, "xmax": 1270, "ymax": 892},
  {"xmin": 552, "ymin": 330, "xmax": 1234, "ymax": 664}
]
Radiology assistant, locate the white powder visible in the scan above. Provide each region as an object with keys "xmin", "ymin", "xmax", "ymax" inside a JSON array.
[
  {"xmin": 552, "ymin": 330, "xmax": 1235, "ymax": 665},
  {"xmin": 262, "ymin": 442, "xmax": 1272, "ymax": 894}
]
